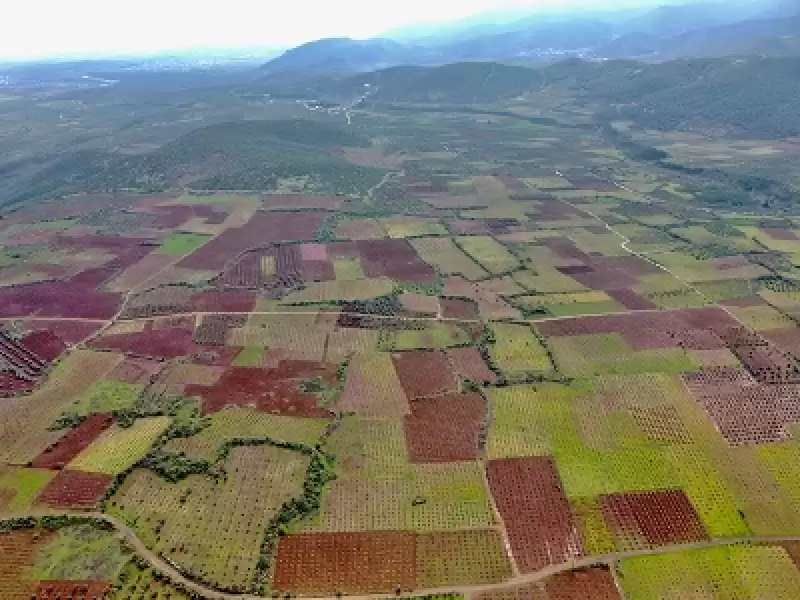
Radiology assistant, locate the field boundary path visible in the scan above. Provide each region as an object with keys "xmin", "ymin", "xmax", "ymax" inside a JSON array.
[{"xmin": 4, "ymin": 511, "xmax": 800, "ymax": 600}]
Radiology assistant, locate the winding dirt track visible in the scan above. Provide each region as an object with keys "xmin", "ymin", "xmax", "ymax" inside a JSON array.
[{"xmin": 4, "ymin": 511, "xmax": 800, "ymax": 600}]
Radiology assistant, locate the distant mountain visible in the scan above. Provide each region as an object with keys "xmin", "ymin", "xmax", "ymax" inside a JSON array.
[
  {"xmin": 434, "ymin": 19, "xmax": 616, "ymax": 61},
  {"xmin": 594, "ymin": 15, "xmax": 800, "ymax": 59},
  {"xmin": 258, "ymin": 38, "xmax": 422, "ymax": 76},
  {"xmin": 664, "ymin": 15, "xmax": 800, "ymax": 57},
  {"xmin": 326, "ymin": 56, "xmax": 800, "ymax": 137},
  {"xmin": 337, "ymin": 62, "xmax": 544, "ymax": 103},
  {"xmin": 615, "ymin": 1, "xmax": 754, "ymax": 37},
  {"xmin": 257, "ymin": 0, "xmax": 800, "ymax": 77}
]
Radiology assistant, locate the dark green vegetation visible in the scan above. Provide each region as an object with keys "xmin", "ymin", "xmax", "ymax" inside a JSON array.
[
  {"xmin": 1, "ymin": 51, "xmax": 799, "ymax": 212},
  {"xmin": 2, "ymin": 118, "xmax": 381, "ymax": 207}
]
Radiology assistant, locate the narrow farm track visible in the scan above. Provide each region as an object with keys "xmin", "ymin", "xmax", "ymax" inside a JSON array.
[
  {"xmin": 117, "ymin": 306, "xmax": 679, "ymax": 326},
  {"xmin": 4, "ymin": 512, "xmax": 800, "ymax": 600},
  {"xmin": 559, "ymin": 196, "xmax": 715, "ymax": 306}
]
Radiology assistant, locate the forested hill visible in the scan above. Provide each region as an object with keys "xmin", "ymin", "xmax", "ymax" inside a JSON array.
[
  {"xmin": 336, "ymin": 57, "xmax": 800, "ymax": 138},
  {"xmin": 339, "ymin": 63, "xmax": 544, "ymax": 103},
  {"xmin": 2, "ymin": 119, "xmax": 381, "ymax": 209}
]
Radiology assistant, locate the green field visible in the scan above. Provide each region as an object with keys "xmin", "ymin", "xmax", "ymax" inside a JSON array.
[{"xmin": 156, "ymin": 232, "xmax": 212, "ymax": 255}]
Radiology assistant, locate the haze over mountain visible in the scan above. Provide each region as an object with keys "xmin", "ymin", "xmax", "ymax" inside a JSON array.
[{"xmin": 258, "ymin": 0, "xmax": 800, "ymax": 76}]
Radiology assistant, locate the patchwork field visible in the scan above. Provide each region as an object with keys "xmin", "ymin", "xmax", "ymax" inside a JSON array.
[{"xmin": 1, "ymin": 85, "xmax": 800, "ymax": 600}]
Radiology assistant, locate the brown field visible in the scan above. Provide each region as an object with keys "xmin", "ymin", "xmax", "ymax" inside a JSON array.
[
  {"xmin": 337, "ymin": 353, "xmax": 409, "ymax": 418},
  {"xmin": 487, "ymin": 457, "xmax": 585, "ymax": 573},
  {"xmin": 404, "ymin": 393, "xmax": 485, "ymax": 463},
  {"xmin": 273, "ymin": 531, "xmax": 416, "ymax": 595}
]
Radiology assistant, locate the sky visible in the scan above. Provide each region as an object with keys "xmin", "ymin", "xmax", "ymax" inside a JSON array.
[{"xmin": 2, "ymin": 0, "xmax": 670, "ymax": 60}]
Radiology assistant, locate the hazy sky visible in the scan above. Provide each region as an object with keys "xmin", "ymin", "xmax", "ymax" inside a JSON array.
[{"xmin": 2, "ymin": 0, "xmax": 667, "ymax": 59}]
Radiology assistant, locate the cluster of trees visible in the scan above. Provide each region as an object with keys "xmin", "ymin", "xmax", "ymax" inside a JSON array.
[
  {"xmin": 254, "ymin": 445, "xmax": 336, "ymax": 589},
  {"xmin": 4, "ymin": 118, "xmax": 386, "ymax": 208}
]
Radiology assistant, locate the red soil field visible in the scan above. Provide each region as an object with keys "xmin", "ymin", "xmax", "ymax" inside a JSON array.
[
  {"xmin": 445, "ymin": 347, "xmax": 497, "ymax": 383},
  {"xmin": 17, "ymin": 320, "xmax": 104, "ymax": 346},
  {"xmin": 107, "ymin": 356, "xmax": 163, "ymax": 384},
  {"xmin": 218, "ymin": 249, "xmax": 268, "ymax": 288},
  {"xmin": 761, "ymin": 227, "xmax": 798, "ymax": 240},
  {"xmin": 192, "ymin": 346, "xmax": 243, "ymax": 367},
  {"xmin": 69, "ymin": 266, "xmax": 121, "ymax": 289},
  {"xmin": 763, "ymin": 329, "xmax": 800, "ymax": 358},
  {"xmin": 300, "ymin": 242, "xmax": 328, "ymax": 261},
  {"xmin": 178, "ymin": 211, "xmax": 328, "ymax": 270},
  {"xmin": 404, "ymin": 393, "xmax": 485, "ymax": 462},
  {"xmin": 0, "ymin": 330, "xmax": 46, "ymax": 376},
  {"xmin": 537, "ymin": 307, "xmax": 740, "ymax": 351},
  {"xmin": 31, "ymin": 414, "xmax": 115, "ymax": 470},
  {"xmin": 0, "ymin": 529, "xmax": 54, "ymax": 599},
  {"xmin": 600, "ymin": 490, "xmax": 709, "ymax": 548},
  {"xmin": 452, "ymin": 220, "xmax": 493, "ymax": 235},
  {"xmin": 58, "ymin": 235, "xmax": 154, "ymax": 273},
  {"xmin": 273, "ymin": 531, "xmax": 416, "ymax": 595},
  {"xmin": 473, "ymin": 566, "xmax": 621, "ymax": 600},
  {"xmin": 485, "ymin": 219, "xmax": 523, "ymax": 234},
  {"xmin": 4, "ymin": 229, "xmax": 59, "ymax": 246},
  {"xmin": 189, "ymin": 290, "xmax": 256, "ymax": 313},
  {"xmin": 709, "ymin": 255, "xmax": 753, "ymax": 270},
  {"xmin": 545, "ymin": 566, "xmax": 622, "ymax": 600},
  {"xmin": 440, "ymin": 298, "xmax": 481, "ymax": 320},
  {"xmin": 185, "ymin": 362, "xmax": 336, "ymax": 416},
  {"xmin": 683, "ymin": 374, "xmax": 800, "ymax": 445},
  {"xmin": 683, "ymin": 366, "xmax": 756, "ymax": 387},
  {"xmin": 151, "ymin": 205, "xmax": 195, "ymax": 228},
  {"xmin": 91, "ymin": 322, "xmax": 198, "ymax": 359},
  {"xmin": 275, "ymin": 244, "xmax": 304, "ymax": 278},
  {"xmin": 303, "ymin": 259, "xmax": 336, "ymax": 282},
  {"xmin": 591, "ymin": 256, "xmax": 662, "ymax": 278},
  {"xmin": 730, "ymin": 342, "xmax": 800, "ymax": 384},
  {"xmin": 194, "ymin": 314, "xmax": 246, "ymax": 346},
  {"xmin": 780, "ymin": 541, "xmax": 800, "ymax": 568},
  {"xmin": 35, "ymin": 581, "xmax": 113, "ymax": 599},
  {"xmin": 36, "ymin": 470, "xmax": 114, "ymax": 508},
  {"xmin": 19, "ymin": 330, "xmax": 67, "ymax": 362},
  {"xmin": 327, "ymin": 241, "xmax": 361, "ymax": 259},
  {"xmin": 0, "ymin": 372, "xmax": 35, "ymax": 394},
  {"xmin": 392, "ymin": 351, "xmax": 459, "ymax": 399},
  {"xmin": 606, "ymin": 289, "xmax": 658, "ymax": 311},
  {"xmin": 0, "ymin": 282, "xmax": 121, "ymax": 320},
  {"xmin": 496, "ymin": 175, "xmax": 528, "ymax": 191},
  {"xmin": 540, "ymin": 238, "xmax": 592, "ymax": 262},
  {"xmin": 358, "ymin": 239, "xmax": 437, "ymax": 282},
  {"xmin": 529, "ymin": 201, "xmax": 584, "ymax": 222},
  {"xmin": 559, "ymin": 265, "xmax": 639, "ymax": 291},
  {"xmin": 487, "ymin": 457, "xmax": 585, "ymax": 573}
]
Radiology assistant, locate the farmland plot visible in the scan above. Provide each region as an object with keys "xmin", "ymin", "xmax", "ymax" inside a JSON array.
[
  {"xmin": 490, "ymin": 323, "xmax": 553, "ymax": 376},
  {"xmin": 412, "ymin": 237, "xmax": 488, "ymax": 280},
  {"xmin": 457, "ymin": 236, "xmax": 520, "ymax": 275},
  {"xmin": 337, "ymin": 353, "xmax": 409, "ymax": 418},
  {"xmin": 415, "ymin": 529, "xmax": 512, "ymax": 588},
  {"xmin": 273, "ymin": 531, "xmax": 416, "ymax": 595},
  {"xmin": 0, "ymin": 350, "xmax": 123, "ymax": 465},
  {"xmin": 164, "ymin": 407, "xmax": 328, "ymax": 461},
  {"xmin": 304, "ymin": 462, "xmax": 494, "ymax": 533},
  {"xmin": 67, "ymin": 417, "xmax": 170, "ymax": 475},
  {"xmin": 110, "ymin": 444, "xmax": 309, "ymax": 590}
]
